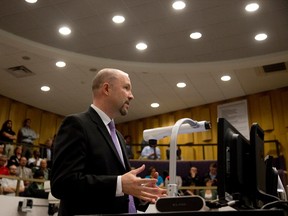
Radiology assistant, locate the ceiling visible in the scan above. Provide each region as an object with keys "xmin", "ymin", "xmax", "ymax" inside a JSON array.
[{"xmin": 0, "ymin": 0, "xmax": 288, "ymax": 124}]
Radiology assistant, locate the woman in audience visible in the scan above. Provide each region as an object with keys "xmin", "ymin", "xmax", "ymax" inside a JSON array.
[
  {"xmin": 0, "ymin": 120, "xmax": 17, "ymax": 158},
  {"xmin": 199, "ymin": 178, "xmax": 218, "ymax": 201},
  {"xmin": 182, "ymin": 166, "xmax": 203, "ymax": 195},
  {"xmin": 23, "ymin": 169, "xmax": 49, "ymax": 199},
  {"xmin": 145, "ymin": 166, "xmax": 164, "ymax": 187}
]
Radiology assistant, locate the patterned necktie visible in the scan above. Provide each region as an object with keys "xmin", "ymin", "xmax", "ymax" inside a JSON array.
[{"xmin": 108, "ymin": 120, "xmax": 136, "ymax": 213}]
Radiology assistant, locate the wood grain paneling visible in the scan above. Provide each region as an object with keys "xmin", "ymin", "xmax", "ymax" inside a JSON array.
[
  {"xmin": 259, "ymin": 95, "xmax": 274, "ymax": 131},
  {"xmin": 282, "ymin": 91, "xmax": 288, "ymax": 128},
  {"xmin": 1, "ymin": 87, "xmax": 288, "ymax": 167},
  {"xmin": 0, "ymin": 96, "xmax": 11, "ymax": 125}
]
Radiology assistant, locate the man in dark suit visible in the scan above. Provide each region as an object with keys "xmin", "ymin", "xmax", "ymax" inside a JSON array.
[{"xmin": 50, "ymin": 68, "xmax": 166, "ymax": 215}]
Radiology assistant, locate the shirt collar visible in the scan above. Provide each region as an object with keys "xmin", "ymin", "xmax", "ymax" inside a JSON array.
[{"xmin": 90, "ymin": 104, "xmax": 112, "ymax": 127}]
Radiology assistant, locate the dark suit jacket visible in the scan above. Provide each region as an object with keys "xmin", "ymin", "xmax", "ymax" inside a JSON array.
[{"xmin": 51, "ymin": 107, "xmax": 146, "ymax": 215}]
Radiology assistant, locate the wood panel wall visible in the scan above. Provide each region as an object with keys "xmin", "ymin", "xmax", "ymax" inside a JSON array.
[
  {"xmin": 1, "ymin": 86, "xmax": 288, "ymax": 168},
  {"xmin": 117, "ymin": 87, "xmax": 288, "ymax": 168},
  {"xmin": 0, "ymin": 95, "xmax": 64, "ymax": 145}
]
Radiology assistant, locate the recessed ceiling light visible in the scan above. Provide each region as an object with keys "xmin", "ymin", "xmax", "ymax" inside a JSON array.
[
  {"xmin": 255, "ymin": 33, "xmax": 267, "ymax": 41},
  {"xmin": 25, "ymin": 0, "xmax": 37, "ymax": 3},
  {"xmin": 245, "ymin": 3, "xmax": 259, "ymax": 12},
  {"xmin": 59, "ymin": 26, "xmax": 71, "ymax": 35},
  {"xmin": 221, "ymin": 75, "xmax": 231, "ymax": 81},
  {"xmin": 151, "ymin": 103, "xmax": 160, "ymax": 108},
  {"xmin": 172, "ymin": 1, "xmax": 186, "ymax": 10},
  {"xmin": 41, "ymin": 86, "xmax": 50, "ymax": 92},
  {"xmin": 112, "ymin": 15, "xmax": 125, "ymax": 24},
  {"xmin": 136, "ymin": 42, "xmax": 148, "ymax": 50},
  {"xmin": 176, "ymin": 82, "xmax": 186, "ymax": 88},
  {"xmin": 190, "ymin": 32, "xmax": 202, "ymax": 39},
  {"xmin": 56, "ymin": 61, "xmax": 66, "ymax": 67}
]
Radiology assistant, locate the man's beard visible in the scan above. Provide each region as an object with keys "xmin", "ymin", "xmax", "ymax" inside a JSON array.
[{"xmin": 120, "ymin": 105, "xmax": 128, "ymax": 116}]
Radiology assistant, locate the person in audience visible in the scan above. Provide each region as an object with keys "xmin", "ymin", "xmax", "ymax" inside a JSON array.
[
  {"xmin": 145, "ymin": 166, "xmax": 164, "ymax": 187},
  {"xmin": 203, "ymin": 162, "xmax": 218, "ymax": 186},
  {"xmin": 17, "ymin": 118, "xmax": 38, "ymax": 159},
  {"xmin": 16, "ymin": 156, "xmax": 33, "ymax": 188},
  {"xmin": 28, "ymin": 149, "xmax": 43, "ymax": 169},
  {"xmin": 0, "ymin": 155, "xmax": 9, "ymax": 176},
  {"xmin": 2, "ymin": 164, "xmax": 25, "ymax": 196},
  {"xmin": 141, "ymin": 141, "xmax": 161, "ymax": 160},
  {"xmin": 124, "ymin": 135, "xmax": 134, "ymax": 159},
  {"xmin": 166, "ymin": 145, "xmax": 182, "ymax": 160},
  {"xmin": 199, "ymin": 178, "xmax": 218, "ymax": 201},
  {"xmin": 35, "ymin": 159, "xmax": 50, "ymax": 180},
  {"xmin": 23, "ymin": 169, "xmax": 49, "ymax": 199},
  {"xmin": 7, "ymin": 146, "xmax": 22, "ymax": 167},
  {"xmin": 183, "ymin": 166, "xmax": 203, "ymax": 195},
  {"xmin": 0, "ymin": 144, "xmax": 4, "ymax": 156},
  {"xmin": 50, "ymin": 68, "xmax": 166, "ymax": 215},
  {"xmin": 43, "ymin": 136, "xmax": 54, "ymax": 168},
  {"xmin": 0, "ymin": 120, "xmax": 17, "ymax": 158},
  {"xmin": 164, "ymin": 174, "xmax": 183, "ymax": 194}
]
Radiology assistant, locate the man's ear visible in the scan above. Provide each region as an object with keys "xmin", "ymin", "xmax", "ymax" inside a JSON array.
[{"xmin": 103, "ymin": 82, "xmax": 110, "ymax": 95}]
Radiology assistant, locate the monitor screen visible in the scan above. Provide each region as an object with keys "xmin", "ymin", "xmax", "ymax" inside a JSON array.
[
  {"xmin": 217, "ymin": 118, "xmax": 251, "ymax": 205},
  {"xmin": 217, "ymin": 118, "xmax": 280, "ymax": 209}
]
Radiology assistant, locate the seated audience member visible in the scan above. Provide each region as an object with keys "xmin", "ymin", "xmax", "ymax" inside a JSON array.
[
  {"xmin": 124, "ymin": 135, "xmax": 134, "ymax": 159},
  {"xmin": 164, "ymin": 175, "xmax": 183, "ymax": 193},
  {"xmin": 145, "ymin": 166, "xmax": 164, "ymax": 187},
  {"xmin": 199, "ymin": 178, "xmax": 218, "ymax": 201},
  {"xmin": 2, "ymin": 164, "xmax": 25, "ymax": 196},
  {"xmin": 16, "ymin": 156, "xmax": 33, "ymax": 188},
  {"xmin": 0, "ymin": 155, "xmax": 9, "ymax": 176},
  {"xmin": 141, "ymin": 141, "xmax": 161, "ymax": 160},
  {"xmin": 8, "ymin": 146, "xmax": 22, "ymax": 167},
  {"xmin": 166, "ymin": 146, "xmax": 182, "ymax": 160},
  {"xmin": 183, "ymin": 166, "xmax": 203, "ymax": 195},
  {"xmin": 23, "ymin": 169, "xmax": 49, "ymax": 199},
  {"xmin": 203, "ymin": 162, "xmax": 218, "ymax": 186},
  {"xmin": 43, "ymin": 136, "xmax": 54, "ymax": 168},
  {"xmin": 0, "ymin": 120, "xmax": 17, "ymax": 158},
  {"xmin": 28, "ymin": 150, "xmax": 43, "ymax": 169},
  {"xmin": 34, "ymin": 159, "xmax": 50, "ymax": 180}
]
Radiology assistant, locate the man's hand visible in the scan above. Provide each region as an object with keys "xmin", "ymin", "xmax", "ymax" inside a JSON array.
[{"xmin": 121, "ymin": 165, "xmax": 167, "ymax": 203}]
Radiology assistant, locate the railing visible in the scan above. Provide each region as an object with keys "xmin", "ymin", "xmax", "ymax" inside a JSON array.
[{"xmin": 0, "ymin": 174, "xmax": 46, "ymax": 196}]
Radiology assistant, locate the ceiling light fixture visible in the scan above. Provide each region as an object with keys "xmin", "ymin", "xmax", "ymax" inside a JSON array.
[
  {"xmin": 41, "ymin": 86, "xmax": 50, "ymax": 92},
  {"xmin": 136, "ymin": 42, "xmax": 148, "ymax": 51},
  {"xmin": 25, "ymin": 0, "xmax": 37, "ymax": 3},
  {"xmin": 172, "ymin": 1, "xmax": 186, "ymax": 10},
  {"xmin": 190, "ymin": 32, "xmax": 202, "ymax": 39},
  {"xmin": 221, "ymin": 75, "xmax": 231, "ymax": 81},
  {"xmin": 176, "ymin": 82, "xmax": 186, "ymax": 88},
  {"xmin": 112, "ymin": 15, "xmax": 125, "ymax": 24},
  {"xmin": 56, "ymin": 61, "xmax": 66, "ymax": 68},
  {"xmin": 245, "ymin": 3, "xmax": 259, "ymax": 12},
  {"xmin": 151, "ymin": 103, "xmax": 160, "ymax": 108},
  {"xmin": 59, "ymin": 26, "xmax": 71, "ymax": 35},
  {"xmin": 255, "ymin": 33, "xmax": 267, "ymax": 41}
]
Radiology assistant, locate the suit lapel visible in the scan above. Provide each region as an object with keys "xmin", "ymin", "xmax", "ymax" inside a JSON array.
[{"xmin": 88, "ymin": 107, "xmax": 128, "ymax": 169}]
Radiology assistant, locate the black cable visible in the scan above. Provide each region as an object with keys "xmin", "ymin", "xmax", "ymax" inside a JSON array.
[{"xmin": 261, "ymin": 200, "xmax": 288, "ymax": 210}]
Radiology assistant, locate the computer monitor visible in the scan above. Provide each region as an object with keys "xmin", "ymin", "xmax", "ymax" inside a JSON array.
[
  {"xmin": 217, "ymin": 118, "xmax": 252, "ymax": 207},
  {"xmin": 249, "ymin": 123, "xmax": 279, "ymax": 206},
  {"xmin": 217, "ymin": 118, "xmax": 280, "ymax": 209}
]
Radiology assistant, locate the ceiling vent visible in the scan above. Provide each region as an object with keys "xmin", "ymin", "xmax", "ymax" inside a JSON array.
[
  {"xmin": 7, "ymin": 65, "xmax": 35, "ymax": 78},
  {"xmin": 262, "ymin": 62, "xmax": 287, "ymax": 73}
]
